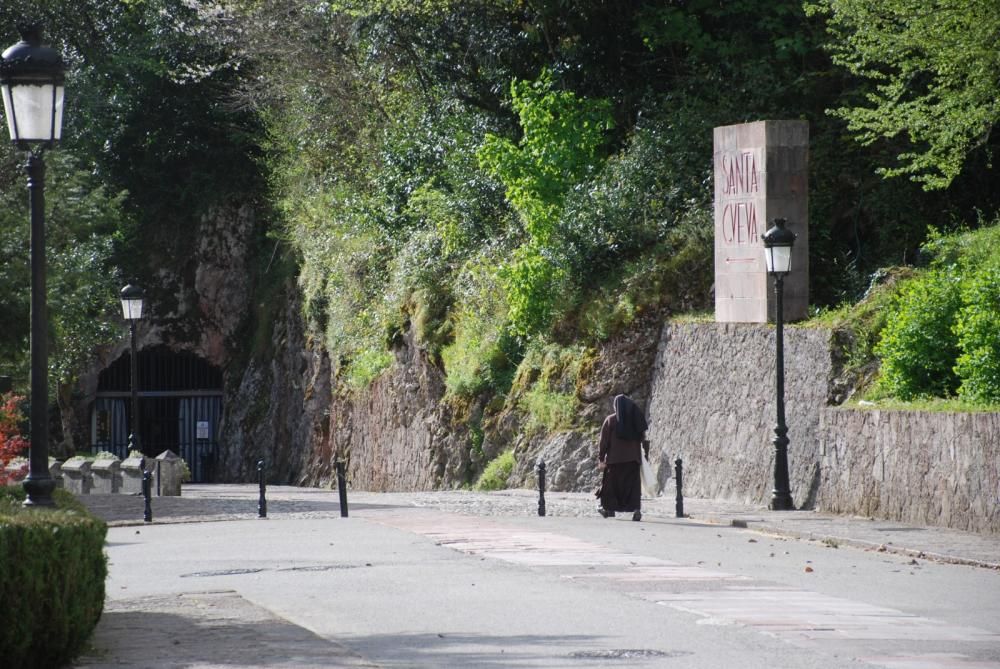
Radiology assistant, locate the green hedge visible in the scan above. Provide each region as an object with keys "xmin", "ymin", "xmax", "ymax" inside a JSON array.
[
  {"xmin": 874, "ymin": 268, "xmax": 962, "ymax": 399},
  {"xmin": 0, "ymin": 486, "xmax": 107, "ymax": 669},
  {"xmin": 873, "ymin": 224, "xmax": 1000, "ymax": 403}
]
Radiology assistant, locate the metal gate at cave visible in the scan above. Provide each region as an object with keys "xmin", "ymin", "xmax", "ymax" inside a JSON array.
[{"xmin": 91, "ymin": 346, "xmax": 223, "ymax": 483}]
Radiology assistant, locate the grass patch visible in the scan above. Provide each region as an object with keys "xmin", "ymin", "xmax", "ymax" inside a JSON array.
[
  {"xmin": 509, "ymin": 342, "xmax": 589, "ymax": 432},
  {"xmin": 475, "ymin": 449, "xmax": 515, "ymax": 491},
  {"xmin": 342, "ymin": 348, "xmax": 394, "ymax": 389},
  {"xmin": 669, "ymin": 311, "xmax": 715, "ymax": 324},
  {"xmin": 521, "ymin": 387, "xmax": 577, "ymax": 432},
  {"xmin": 845, "ymin": 397, "xmax": 1000, "ymax": 413}
]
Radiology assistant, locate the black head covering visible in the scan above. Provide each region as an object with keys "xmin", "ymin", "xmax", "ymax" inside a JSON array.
[{"xmin": 613, "ymin": 394, "xmax": 647, "ymax": 441}]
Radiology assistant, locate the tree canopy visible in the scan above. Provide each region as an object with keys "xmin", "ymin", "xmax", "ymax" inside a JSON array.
[
  {"xmin": 808, "ymin": 0, "xmax": 1000, "ymax": 190},
  {"xmin": 0, "ymin": 0, "xmax": 998, "ymax": 415}
]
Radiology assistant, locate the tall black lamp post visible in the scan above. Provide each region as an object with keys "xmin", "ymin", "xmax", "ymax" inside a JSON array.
[
  {"xmin": 120, "ymin": 284, "xmax": 144, "ymax": 455},
  {"xmin": 762, "ymin": 218, "xmax": 796, "ymax": 511},
  {"xmin": 2, "ymin": 25, "xmax": 66, "ymax": 507}
]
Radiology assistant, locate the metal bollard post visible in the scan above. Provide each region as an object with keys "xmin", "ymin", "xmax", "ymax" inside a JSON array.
[
  {"xmin": 142, "ymin": 468, "xmax": 153, "ymax": 523},
  {"xmin": 257, "ymin": 459, "xmax": 267, "ymax": 518},
  {"xmin": 674, "ymin": 458, "xmax": 684, "ymax": 518},
  {"xmin": 537, "ymin": 459, "xmax": 546, "ymax": 517},
  {"xmin": 336, "ymin": 460, "xmax": 349, "ymax": 518}
]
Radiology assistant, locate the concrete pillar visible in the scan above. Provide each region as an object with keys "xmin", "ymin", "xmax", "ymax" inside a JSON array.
[
  {"xmin": 48, "ymin": 458, "xmax": 63, "ymax": 489},
  {"xmin": 155, "ymin": 450, "xmax": 183, "ymax": 496},
  {"xmin": 91, "ymin": 457, "xmax": 121, "ymax": 494},
  {"xmin": 713, "ymin": 120, "xmax": 809, "ymax": 323},
  {"xmin": 120, "ymin": 455, "xmax": 145, "ymax": 495},
  {"xmin": 62, "ymin": 457, "xmax": 93, "ymax": 495}
]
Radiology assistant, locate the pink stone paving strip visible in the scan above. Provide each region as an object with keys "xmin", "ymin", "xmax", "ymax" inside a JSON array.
[
  {"xmin": 859, "ymin": 654, "xmax": 1000, "ymax": 669},
  {"xmin": 651, "ymin": 587, "xmax": 999, "ymax": 644},
  {"xmin": 366, "ymin": 508, "xmax": 1000, "ymax": 669}
]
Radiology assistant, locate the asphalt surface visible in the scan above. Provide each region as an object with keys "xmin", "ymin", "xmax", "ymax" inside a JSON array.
[{"xmin": 69, "ymin": 485, "xmax": 1000, "ymax": 669}]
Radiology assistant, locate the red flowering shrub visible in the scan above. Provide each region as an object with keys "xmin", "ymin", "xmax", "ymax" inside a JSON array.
[{"xmin": 0, "ymin": 392, "xmax": 28, "ymax": 486}]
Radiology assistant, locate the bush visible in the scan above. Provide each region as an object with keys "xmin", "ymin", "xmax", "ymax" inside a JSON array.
[
  {"xmin": 0, "ymin": 393, "xmax": 28, "ymax": 486},
  {"xmin": 954, "ymin": 265, "xmax": 1000, "ymax": 402},
  {"xmin": 511, "ymin": 343, "xmax": 588, "ymax": 432},
  {"xmin": 874, "ymin": 269, "xmax": 962, "ymax": 399},
  {"xmin": 441, "ymin": 253, "xmax": 521, "ymax": 399},
  {"xmin": 475, "ymin": 450, "xmax": 515, "ymax": 491},
  {"xmin": 0, "ymin": 486, "xmax": 107, "ymax": 669}
]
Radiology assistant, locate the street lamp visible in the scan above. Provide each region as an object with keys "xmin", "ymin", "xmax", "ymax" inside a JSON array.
[
  {"xmin": 762, "ymin": 217, "xmax": 796, "ymax": 511},
  {"xmin": 120, "ymin": 284, "xmax": 144, "ymax": 456},
  {"xmin": 2, "ymin": 25, "xmax": 66, "ymax": 507}
]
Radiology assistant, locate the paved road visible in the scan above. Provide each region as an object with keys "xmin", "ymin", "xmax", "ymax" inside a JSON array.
[{"xmin": 72, "ymin": 486, "xmax": 1000, "ymax": 668}]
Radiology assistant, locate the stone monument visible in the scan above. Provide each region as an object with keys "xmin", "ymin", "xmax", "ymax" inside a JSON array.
[{"xmin": 714, "ymin": 120, "xmax": 809, "ymax": 322}]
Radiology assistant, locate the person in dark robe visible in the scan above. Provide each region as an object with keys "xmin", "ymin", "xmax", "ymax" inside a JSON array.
[{"xmin": 596, "ymin": 394, "xmax": 649, "ymax": 521}]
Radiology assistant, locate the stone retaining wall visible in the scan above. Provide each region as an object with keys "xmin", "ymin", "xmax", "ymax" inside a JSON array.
[
  {"xmin": 819, "ymin": 408, "xmax": 1000, "ymax": 534},
  {"xmin": 646, "ymin": 322, "xmax": 834, "ymax": 508},
  {"xmin": 646, "ymin": 321, "xmax": 1000, "ymax": 535}
]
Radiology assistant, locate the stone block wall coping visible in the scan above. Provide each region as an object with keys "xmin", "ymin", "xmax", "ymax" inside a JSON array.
[
  {"xmin": 91, "ymin": 458, "xmax": 121, "ymax": 473},
  {"xmin": 62, "ymin": 457, "xmax": 93, "ymax": 473},
  {"xmin": 121, "ymin": 457, "xmax": 145, "ymax": 472}
]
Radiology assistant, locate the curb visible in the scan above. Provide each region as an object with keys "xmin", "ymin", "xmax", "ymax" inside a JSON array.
[{"xmin": 688, "ymin": 513, "xmax": 1000, "ymax": 571}]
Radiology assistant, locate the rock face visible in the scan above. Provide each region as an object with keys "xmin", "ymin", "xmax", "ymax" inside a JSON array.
[
  {"xmin": 318, "ymin": 331, "xmax": 471, "ymax": 491},
  {"xmin": 217, "ymin": 281, "xmax": 331, "ymax": 485},
  {"xmin": 504, "ymin": 310, "xmax": 665, "ymax": 493},
  {"xmin": 68, "ymin": 203, "xmax": 260, "ymax": 455}
]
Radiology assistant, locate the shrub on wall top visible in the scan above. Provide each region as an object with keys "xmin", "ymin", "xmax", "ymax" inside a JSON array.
[
  {"xmin": 954, "ymin": 264, "xmax": 1000, "ymax": 403},
  {"xmin": 874, "ymin": 268, "xmax": 962, "ymax": 399},
  {"xmin": 872, "ymin": 223, "xmax": 1000, "ymax": 404}
]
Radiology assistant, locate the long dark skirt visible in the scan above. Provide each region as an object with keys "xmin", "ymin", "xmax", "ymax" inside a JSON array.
[{"xmin": 599, "ymin": 461, "xmax": 641, "ymax": 513}]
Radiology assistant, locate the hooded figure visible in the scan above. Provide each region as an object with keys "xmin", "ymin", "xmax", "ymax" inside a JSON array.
[
  {"xmin": 596, "ymin": 394, "xmax": 648, "ymax": 521},
  {"xmin": 614, "ymin": 394, "xmax": 648, "ymax": 441}
]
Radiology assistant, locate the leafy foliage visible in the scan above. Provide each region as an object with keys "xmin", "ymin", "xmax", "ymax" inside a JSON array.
[
  {"xmin": 477, "ymin": 70, "xmax": 614, "ymax": 336},
  {"xmin": 223, "ymin": 0, "xmax": 1000, "ymax": 410},
  {"xmin": 0, "ymin": 394, "xmax": 28, "ymax": 486},
  {"xmin": 0, "ymin": 486, "xmax": 107, "ymax": 669},
  {"xmin": 3, "ymin": 0, "xmax": 1000, "ymax": 452},
  {"xmin": 953, "ymin": 264, "xmax": 1000, "ymax": 402},
  {"xmin": 808, "ymin": 0, "xmax": 1000, "ymax": 190},
  {"xmin": 474, "ymin": 449, "xmax": 514, "ymax": 491},
  {"xmin": 873, "ymin": 223, "xmax": 1000, "ymax": 402},
  {"xmin": 873, "ymin": 268, "xmax": 962, "ymax": 399},
  {"xmin": 0, "ymin": 149, "xmax": 124, "ymax": 389}
]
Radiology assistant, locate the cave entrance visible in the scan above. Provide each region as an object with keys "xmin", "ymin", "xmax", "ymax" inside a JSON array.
[{"xmin": 91, "ymin": 346, "xmax": 223, "ymax": 482}]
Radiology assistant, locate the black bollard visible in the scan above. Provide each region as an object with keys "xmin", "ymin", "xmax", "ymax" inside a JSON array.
[
  {"xmin": 257, "ymin": 459, "xmax": 267, "ymax": 518},
  {"xmin": 336, "ymin": 460, "xmax": 349, "ymax": 518},
  {"xmin": 142, "ymin": 468, "xmax": 153, "ymax": 523},
  {"xmin": 537, "ymin": 459, "xmax": 546, "ymax": 517},
  {"xmin": 674, "ymin": 458, "xmax": 684, "ymax": 518}
]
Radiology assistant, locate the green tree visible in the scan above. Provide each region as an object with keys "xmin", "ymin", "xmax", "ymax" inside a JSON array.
[
  {"xmin": 478, "ymin": 70, "xmax": 613, "ymax": 335},
  {"xmin": 0, "ymin": 149, "xmax": 124, "ymax": 384},
  {"xmin": 808, "ymin": 0, "xmax": 1000, "ymax": 190}
]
